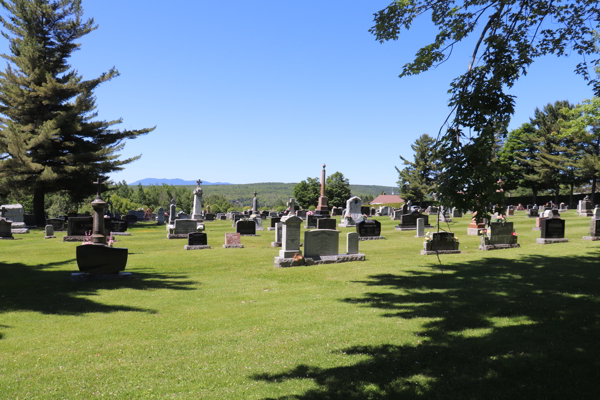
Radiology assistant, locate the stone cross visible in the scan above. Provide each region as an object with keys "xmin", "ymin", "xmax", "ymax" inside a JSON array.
[
  {"xmin": 196, "ymin": 179, "xmax": 202, "ymax": 186},
  {"xmin": 0, "ymin": 206, "xmax": 6, "ymax": 218},
  {"xmin": 254, "ymin": 191, "xmax": 258, "ymax": 197},
  {"xmin": 93, "ymin": 178, "xmax": 105, "ymax": 197},
  {"xmin": 287, "ymin": 198, "xmax": 297, "ymax": 214}
]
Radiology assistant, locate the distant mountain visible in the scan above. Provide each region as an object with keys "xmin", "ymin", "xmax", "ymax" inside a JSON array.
[{"xmin": 129, "ymin": 178, "xmax": 232, "ymax": 186}]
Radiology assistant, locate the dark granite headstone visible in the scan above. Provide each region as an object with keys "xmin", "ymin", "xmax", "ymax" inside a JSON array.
[
  {"xmin": 305, "ymin": 214, "xmax": 319, "ymax": 228},
  {"xmin": 188, "ymin": 232, "xmax": 208, "ymax": 246},
  {"xmin": 424, "ymin": 232, "xmax": 459, "ymax": 251},
  {"xmin": 400, "ymin": 211, "xmax": 429, "ymax": 226},
  {"xmin": 541, "ymin": 218, "xmax": 565, "ymax": 239},
  {"xmin": 204, "ymin": 213, "xmax": 215, "ymax": 221},
  {"xmin": 356, "ymin": 220, "xmax": 381, "ymax": 237},
  {"xmin": 360, "ymin": 206, "xmax": 370, "ymax": 216},
  {"xmin": 236, "ymin": 220, "xmax": 256, "ymax": 235},
  {"xmin": 107, "ymin": 218, "xmax": 128, "ymax": 233},
  {"xmin": 317, "ymin": 218, "xmax": 336, "ymax": 230},
  {"xmin": 67, "ymin": 217, "xmax": 93, "ymax": 236},
  {"xmin": 24, "ymin": 214, "xmax": 36, "ymax": 226},
  {"xmin": 270, "ymin": 217, "xmax": 281, "ymax": 228},
  {"xmin": 528, "ymin": 209, "xmax": 539, "ymax": 218}
]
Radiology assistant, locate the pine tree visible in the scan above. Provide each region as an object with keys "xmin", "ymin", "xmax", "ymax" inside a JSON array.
[
  {"xmin": 519, "ymin": 101, "xmax": 576, "ymax": 204},
  {"xmin": 396, "ymin": 134, "xmax": 439, "ymax": 207},
  {"xmin": 0, "ymin": 0, "xmax": 154, "ymax": 225}
]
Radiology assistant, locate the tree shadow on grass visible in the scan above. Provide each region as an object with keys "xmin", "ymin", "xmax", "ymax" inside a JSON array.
[
  {"xmin": 253, "ymin": 251, "xmax": 600, "ymax": 399},
  {"xmin": 0, "ymin": 259, "xmax": 197, "ymax": 315}
]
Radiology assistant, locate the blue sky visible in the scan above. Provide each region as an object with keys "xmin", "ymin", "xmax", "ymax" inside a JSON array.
[{"xmin": 2, "ymin": 1, "xmax": 595, "ymax": 187}]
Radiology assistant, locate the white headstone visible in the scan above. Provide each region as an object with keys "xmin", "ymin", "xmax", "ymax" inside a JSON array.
[
  {"xmin": 346, "ymin": 232, "xmax": 359, "ymax": 254},
  {"xmin": 279, "ymin": 216, "xmax": 302, "ymax": 258}
]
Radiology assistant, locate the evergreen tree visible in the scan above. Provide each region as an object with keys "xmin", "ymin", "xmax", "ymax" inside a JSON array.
[
  {"xmin": 325, "ymin": 171, "xmax": 351, "ymax": 208},
  {"xmin": 0, "ymin": 0, "xmax": 154, "ymax": 225},
  {"xmin": 396, "ymin": 134, "xmax": 439, "ymax": 207},
  {"xmin": 561, "ymin": 97, "xmax": 600, "ymax": 204},
  {"xmin": 518, "ymin": 101, "xmax": 576, "ymax": 203}
]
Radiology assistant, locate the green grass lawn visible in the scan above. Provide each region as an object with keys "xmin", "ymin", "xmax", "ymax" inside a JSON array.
[{"xmin": 1, "ymin": 212, "xmax": 599, "ymax": 399}]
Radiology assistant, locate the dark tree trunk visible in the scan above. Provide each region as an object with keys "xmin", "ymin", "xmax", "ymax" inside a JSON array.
[
  {"xmin": 569, "ymin": 182, "xmax": 574, "ymax": 209},
  {"xmin": 532, "ymin": 189, "xmax": 537, "ymax": 205},
  {"xmin": 33, "ymin": 187, "xmax": 45, "ymax": 227},
  {"xmin": 591, "ymin": 177, "xmax": 597, "ymax": 206},
  {"xmin": 554, "ymin": 186, "xmax": 560, "ymax": 205}
]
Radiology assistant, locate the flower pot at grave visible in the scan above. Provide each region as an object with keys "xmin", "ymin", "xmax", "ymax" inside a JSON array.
[{"xmin": 76, "ymin": 245, "xmax": 128, "ymax": 274}]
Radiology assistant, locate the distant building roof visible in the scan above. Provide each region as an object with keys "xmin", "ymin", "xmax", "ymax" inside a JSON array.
[{"xmin": 370, "ymin": 195, "xmax": 403, "ymax": 205}]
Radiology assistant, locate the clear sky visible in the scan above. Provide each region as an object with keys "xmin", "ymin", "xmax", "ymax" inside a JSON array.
[{"xmin": 2, "ymin": 1, "xmax": 595, "ymax": 187}]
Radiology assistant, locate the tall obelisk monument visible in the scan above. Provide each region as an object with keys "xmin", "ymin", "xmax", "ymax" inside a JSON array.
[{"xmin": 316, "ymin": 164, "xmax": 330, "ymax": 217}]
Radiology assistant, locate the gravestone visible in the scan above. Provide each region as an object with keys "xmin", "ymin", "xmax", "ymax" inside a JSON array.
[
  {"xmin": 269, "ymin": 217, "xmax": 281, "ymax": 231},
  {"xmin": 537, "ymin": 218, "xmax": 568, "ymax": 244},
  {"xmin": 378, "ymin": 206, "xmax": 390, "ymax": 216},
  {"xmin": 305, "ymin": 214, "xmax": 320, "ymax": 229},
  {"xmin": 356, "ymin": 220, "xmax": 384, "ymax": 240},
  {"xmin": 156, "ymin": 207, "xmax": 165, "ymax": 225},
  {"xmin": 177, "ymin": 211, "xmax": 189, "ymax": 219},
  {"xmin": 296, "ymin": 210, "xmax": 307, "ymax": 219},
  {"xmin": 0, "ymin": 207, "xmax": 14, "ymax": 239},
  {"xmin": 184, "ymin": 232, "xmax": 211, "ymax": 250},
  {"xmin": 583, "ymin": 217, "xmax": 600, "ymax": 241},
  {"xmin": 317, "ymin": 218, "xmax": 336, "ymax": 230},
  {"xmin": 236, "ymin": 220, "xmax": 257, "ymax": 235},
  {"xmin": 339, "ymin": 196, "xmax": 362, "ymax": 227},
  {"xmin": 108, "ymin": 218, "xmax": 129, "ymax": 235},
  {"xmin": 252, "ymin": 216, "xmax": 264, "ymax": 231},
  {"xmin": 128, "ymin": 210, "xmax": 145, "ymax": 221},
  {"xmin": 44, "ymin": 224, "xmax": 56, "ymax": 239},
  {"xmin": 0, "ymin": 204, "xmax": 28, "ymax": 233},
  {"xmin": 191, "ymin": 179, "xmax": 204, "ymax": 220},
  {"xmin": 578, "ymin": 195, "xmax": 593, "ymax": 216},
  {"xmin": 168, "ymin": 219, "xmax": 200, "ymax": 239},
  {"xmin": 46, "ymin": 218, "xmax": 65, "ymax": 231},
  {"xmin": 23, "ymin": 214, "xmax": 36, "ymax": 227},
  {"xmin": 467, "ymin": 216, "xmax": 486, "ymax": 236},
  {"xmin": 396, "ymin": 211, "xmax": 432, "ymax": 231},
  {"xmin": 124, "ymin": 214, "xmax": 138, "ymax": 226},
  {"xmin": 304, "ymin": 229, "xmax": 339, "ymax": 258},
  {"xmin": 205, "ymin": 213, "xmax": 215, "ymax": 221},
  {"xmin": 452, "ymin": 207, "xmax": 463, "ymax": 218},
  {"xmin": 360, "ymin": 206, "xmax": 370, "ymax": 216},
  {"xmin": 269, "ymin": 211, "xmax": 278, "ymax": 218},
  {"xmin": 73, "ymin": 179, "xmax": 129, "ymax": 279},
  {"xmin": 527, "ymin": 208, "xmax": 539, "ymax": 218},
  {"xmin": 232, "ymin": 213, "xmax": 245, "ymax": 227},
  {"xmin": 421, "ymin": 231, "xmax": 460, "ymax": 255},
  {"xmin": 391, "ymin": 209, "xmax": 403, "ymax": 220},
  {"xmin": 223, "ymin": 232, "xmax": 244, "ymax": 248},
  {"xmin": 346, "ymin": 232, "xmax": 359, "ymax": 255},
  {"xmin": 271, "ymin": 222, "xmax": 283, "ymax": 247},
  {"xmin": 480, "ymin": 222, "xmax": 519, "ymax": 250},
  {"xmin": 278, "ymin": 216, "xmax": 303, "ymax": 258},
  {"xmin": 506, "ymin": 205, "xmax": 515, "ymax": 216},
  {"xmin": 64, "ymin": 216, "xmax": 93, "ymax": 242},
  {"xmin": 415, "ymin": 218, "xmax": 425, "ymax": 238}
]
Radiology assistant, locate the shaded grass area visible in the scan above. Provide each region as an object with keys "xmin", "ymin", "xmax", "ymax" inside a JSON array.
[
  {"xmin": 0, "ymin": 212, "xmax": 599, "ymax": 399},
  {"xmin": 254, "ymin": 252, "xmax": 600, "ymax": 399}
]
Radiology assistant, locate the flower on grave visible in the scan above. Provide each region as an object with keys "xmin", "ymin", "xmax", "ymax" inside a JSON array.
[
  {"xmin": 307, "ymin": 211, "xmax": 313, "ymax": 215},
  {"xmin": 512, "ymin": 232, "xmax": 517, "ymax": 236}
]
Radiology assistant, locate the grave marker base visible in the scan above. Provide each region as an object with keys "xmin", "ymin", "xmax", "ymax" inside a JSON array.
[
  {"xmin": 11, "ymin": 228, "xmax": 29, "ymax": 234},
  {"xmin": 274, "ymin": 253, "xmax": 365, "ymax": 268},
  {"xmin": 271, "ymin": 242, "xmax": 282, "ymax": 247},
  {"xmin": 0, "ymin": 236, "xmax": 14, "ymax": 240},
  {"xmin": 532, "ymin": 227, "xmax": 541, "ymax": 231},
  {"xmin": 63, "ymin": 236, "xmax": 86, "ymax": 242},
  {"xmin": 184, "ymin": 245, "xmax": 212, "ymax": 250},
  {"xmin": 358, "ymin": 236, "xmax": 386, "ymax": 241},
  {"xmin": 396, "ymin": 225, "xmax": 433, "ymax": 231},
  {"xmin": 240, "ymin": 234, "xmax": 260, "ymax": 237},
  {"xmin": 71, "ymin": 272, "xmax": 132, "ymax": 282},
  {"xmin": 44, "ymin": 235, "xmax": 56, "ymax": 239},
  {"xmin": 536, "ymin": 238, "xmax": 569, "ymax": 245},
  {"xmin": 479, "ymin": 244, "xmax": 520, "ymax": 251},
  {"xmin": 223, "ymin": 244, "xmax": 244, "ymax": 248},
  {"xmin": 582, "ymin": 236, "xmax": 600, "ymax": 241},
  {"xmin": 167, "ymin": 234, "xmax": 189, "ymax": 239},
  {"xmin": 420, "ymin": 250, "xmax": 461, "ymax": 255},
  {"xmin": 268, "ymin": 227, "xmax": 276, "ymax": 231},
  {"xmin": 111, "ymin": 232, "xmax": 131, "ymax": 236}
]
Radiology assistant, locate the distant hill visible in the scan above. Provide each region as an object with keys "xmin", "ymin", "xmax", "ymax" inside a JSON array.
[{"xmin": 130, "ymin": 178, "xmax": 232, "ymax": 186}]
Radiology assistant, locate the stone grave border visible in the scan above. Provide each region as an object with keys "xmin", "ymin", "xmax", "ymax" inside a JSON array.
[
  {"xmin": 184, "ymin": 245, "xmax": 212, "ymax": 250},
  {"xmin": 536, "ymin": 238, "xmax": 569, "ymax": 245},
  {"xmin": 479, "ymin": 244, "xmax": 520, "ymax": 251},
  {"xmin": 274, "ymin": 253, "xmax": 365, "ymax": 268}
]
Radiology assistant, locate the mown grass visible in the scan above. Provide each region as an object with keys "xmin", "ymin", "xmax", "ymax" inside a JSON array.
[{"xmin": 1, "ymin": 211, "xmax": 599, "ymax": 399}]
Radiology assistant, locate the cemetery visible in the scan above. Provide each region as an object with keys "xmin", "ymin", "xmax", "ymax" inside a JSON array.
[{"xmin": 0, "ymin": 0, "xmax": 598, "ymax": 398}]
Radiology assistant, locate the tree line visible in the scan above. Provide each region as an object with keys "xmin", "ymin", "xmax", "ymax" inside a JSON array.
[{"xmin": 397, "ymin": 98, "xmax": 600, "ymax": 208}]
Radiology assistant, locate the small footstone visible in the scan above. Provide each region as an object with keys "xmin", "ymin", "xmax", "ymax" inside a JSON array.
[
  {"xmin": 536, "ymin": 238, "xmax": 569, "ymax": 245},
  {"xmin": 183, "ymin": 245, "xmax": 212, "ymax": 250},
  {"xmin": 223, "ymin": 244, "xmax": 244, "ymax": 248}
]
